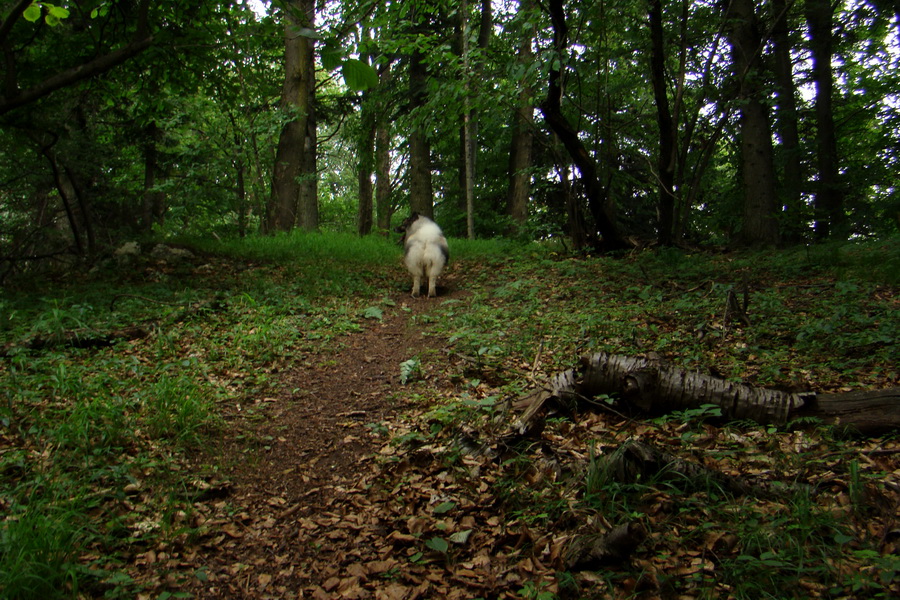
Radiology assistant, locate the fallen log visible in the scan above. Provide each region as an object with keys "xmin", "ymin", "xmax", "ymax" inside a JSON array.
[{"xmin": 513, "ymin": 352, "xmax": 899, "ymax": 436}]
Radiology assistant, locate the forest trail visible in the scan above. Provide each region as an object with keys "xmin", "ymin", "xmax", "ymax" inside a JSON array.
[{"xmin": 179, "ymin": 285, "xmax": 465, "ymax": 599}]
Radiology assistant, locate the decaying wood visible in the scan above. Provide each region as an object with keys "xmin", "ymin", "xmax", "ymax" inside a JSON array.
[
  {"xmin": 580, "ymin": 352, "xmax": 808, "ymax": 424},
  {"xmin": 564, "ymin": 522, "xmax": 647, "ymax": 570},
  {"xmin": 511, "ymin": 367, "xmax": 579, "ymax": 437},
  {"xmin": 797, "ymin": 388, "xmax": 900, "ymax": 436},
  {"xmin": 511, "ymin": 351, "xmax": 899, "ymax": 435}
]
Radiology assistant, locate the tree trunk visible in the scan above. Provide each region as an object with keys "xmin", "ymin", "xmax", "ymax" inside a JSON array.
[
  {"xmin": 408, "ymin": 49, "xmax": 433, "ymax": 219},
  {"xmin": 806, "ymin": 0, "xmax": 844, "ymax": 240},
  {"xmin": 295, "ymin": 0, "xmax": 318, "ymax": 232},
  {"xmin": 727, "ymin": 0, "xmax": 780, "ymax": 247},
  {"xmin": 41, "ymin": 145, "xmax": 83, "ymax": 254},
  {"xmin": 357, "ymin": 46, "xmax": 376, "ymax": 236},
  {"xmin": 540, "ymin": 0, "xmax": 628, "ymax": 251},
  {"xmin": 524, "ymin": 352, "xmax": 900, "ymax": 436},
  {"xmin": 266, "ymin": 0, "xmax": 316, "ymax": 233},
  {"xmin": 357, "ymin": 114, "xmax": 375, "ymax": 235},
  {"xmin": 141, "ymin": 121, "xmax": 166, "ymax": 232},
  {"xmin": 375, "ymin": 119, "xmax": 392, "ymax": 232},
  {"xmin": 64, "ymin": 165, "xmax": 96, "ymax": 254},
  {"xmin": 506, "ymin": 0, "xmax": 535, "ymax": 233},
  {"xmin": 771, "ymin": 0, "xmax": 804, "ymax": 242},
  {"xmin": 460, "ymin": 0, "xmax": 476, "ymax": 239},
  {"xmin": 648, "ymin": 0, "xmax": 677, "ymax": 246},
  {"xmin": 235, "ymin": 159, "xmax": 247, "ymax": 238}
]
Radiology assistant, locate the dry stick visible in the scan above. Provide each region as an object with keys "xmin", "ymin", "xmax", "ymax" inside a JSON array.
[{"xmin": 531, "ymin": 340, "xmax": 544, "ymax": 379}]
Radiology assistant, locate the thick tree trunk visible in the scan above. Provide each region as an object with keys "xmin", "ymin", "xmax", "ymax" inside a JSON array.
[
  {"xmin": 506, "ymin": 0, "xmax": 535, "ymax": 233},
  {"xmin": 295, "ymin": 0, "xmax": 318, "ymax": 232},
  {"xmin": 727, "ymin": 0, "xmax": 780, "ymax": 247},
  {"xmin": 141, "ymin": 121, "xmax": 166, "ymax": 232},
  {"xmin": 540, "ymin": 0, "xmax": 628, "ymax": 251},
  {"xmin": 648, "ymin": 0, "xmax": 677, "ymax": 246},
  {"xmin": 806, "ymin": 0, "xmax": 844, "ymax": 240},
  {"xmin": 408, "ymin": 50, "xmax": 433, "ymax": 219},
  {"xmin": 266, "ymin": 0, "xmax": 316, "ymax": 233},
  {"xmin": 771, "ymin": 0, "xmax": 803, "ymax": 242},
  {"xmin": 357, "ymin": 85, "xmax": 375, "ymax": 235},
  {"xmin": 375, "ymin": 120, "xmax": 392, "ymax": 232},
  {"xmin": 460, "ymin": 0, "xmax": 476, "ymax": 239},
  {"xmin": 513, "ymin": 352, "xmax": 900, "ymax": 436}
]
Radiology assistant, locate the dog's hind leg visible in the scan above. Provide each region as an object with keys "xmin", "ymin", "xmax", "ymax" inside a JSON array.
[{"xmin": 411, "ymin": 274, "xmax": 422, "ymax": 297}]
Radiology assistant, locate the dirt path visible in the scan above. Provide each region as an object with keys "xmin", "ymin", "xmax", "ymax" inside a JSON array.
[{"xmin": 183, "ymin": 291, "xmax": 462, "ymax": 599}]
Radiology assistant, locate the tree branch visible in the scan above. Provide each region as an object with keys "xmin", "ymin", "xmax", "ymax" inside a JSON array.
[
  {"xmin": 0, "ymin": 35, "xmax": 154, "ymax": 116},
  {"xmin": 0, "ymin": 0, "xmax": 32, "ymax": 46}
]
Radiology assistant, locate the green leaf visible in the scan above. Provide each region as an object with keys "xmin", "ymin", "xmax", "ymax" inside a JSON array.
[
  {"xmin": 341, "ymin": 59, "xmax": 379, "ymax": 91},
  {"xmin": 23, "ymin": 4, "xmax": 42, "ymax": 22},
  {"xmin": 448, "ymin": 529, "xmax": 472, "ymax": 544},
  {"xmin": 48, "ymin": 5, "xmax": 69, "ymax": 19},
  {"xmin": 433, "ymin": 501, "xmax": 456, "ymax": 514},
  {"xmin": 399, "ymin": 358, "xmax": 420, "ymax": 385},
  {"xmin": 425, "ymin": 537, "xmax": 449, "ymax": 553},
  {"xmin": 363, "ymin": 306, "xmax": 383, "ymax": 320},
  {"xmin": 834, "ymin": 533, "xmax": 855, "ymax": 545},
  {"xmin": 320, "ymin": 44, "xmax": 344, "ymax": 71}
]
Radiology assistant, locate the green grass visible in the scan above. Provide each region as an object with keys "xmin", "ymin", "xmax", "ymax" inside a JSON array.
[
  {"xmin": 185, "ymin": 229, "xmax": 403, "ymax": 265},
  {"xmin": 0, "ymin": 502, "xmax": 87, "ymax": 600}
]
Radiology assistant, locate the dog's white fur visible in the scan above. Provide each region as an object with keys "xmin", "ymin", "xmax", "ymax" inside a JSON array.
[{"xmin": 401, "ymin": 214, "xmax": 448, "ymax": 298}]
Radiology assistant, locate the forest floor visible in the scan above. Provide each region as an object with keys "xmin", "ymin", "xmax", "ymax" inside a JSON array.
[
  {"xmin": 179, "ymin": 287, "xmax": 472, "ymax": 599},
  {"xmin": 2, "ymin": 235, "xmax": 899, "ymax": 600}
]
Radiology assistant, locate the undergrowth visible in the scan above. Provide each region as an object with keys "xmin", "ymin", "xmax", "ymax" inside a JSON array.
[{"xmin": 0, "ymin": 232, "xmax": 897, "ymax": 598}]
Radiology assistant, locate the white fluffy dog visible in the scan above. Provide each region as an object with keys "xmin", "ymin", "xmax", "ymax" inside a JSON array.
[{"xmin": 396, "ymin": 212, "xmax": 449, "ymax": 298}]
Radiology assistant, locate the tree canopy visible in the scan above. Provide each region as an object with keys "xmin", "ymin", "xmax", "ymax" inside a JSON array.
[{"xmin": 1, "ymin": 0, "xmax": 898, "ymax": 277}]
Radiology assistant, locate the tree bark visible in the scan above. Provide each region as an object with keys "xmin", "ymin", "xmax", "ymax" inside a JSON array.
[
  {"xmin": 648, "ymin": 0, "xmax": 677, "ymax": 246},
  {"xmin": 513, "ymin": 352, "xmax": 900, "ymax": 436},
  {"xmin": 41, "ymin": 144, "xmax": 83, "ymax": 254},
  {"xmin": 266, "ymin": 0, "xmax": 316, "ymax": 233},
  {"xmin": 506, "ymin": 0, "xmax": 535, "ymax": 233},
  {"xmin": 540, "ymin": 0, "xmax": 628, "ymax": 251},
  {"xmin": 295, "ymin": 0, "xmax": 318, "ymax": 232},
  {"xmin": 460, "ymin": 0, "xmax": 476, "ymax": 239},
  {"xmin": 408, "ymin": 49, "xmax": 433, "ymax": 219},
  {"xmin": 375, "ymin": 117, "xmax": 392, "ymax": 232},
  {"xmin": 357, "ymin": 41, "xmax": 376, "ymax": 236},
  {"xmin": 726, "ymin": 0, "xmax": 780, "ymax": 247},
  {"xmin": 64, "ymin": 165, "xmax": 96, "ymax": 254},
  {"xmin": 806, "ymin": 0, "xmax": 844, "ymax": 240},
  {"xmin": 141, "ymin": 121, "xmax": 167, "ymax": 232},
  {"xmin": 771, "ymin": 0, "xmax": 804, "ymax": 242}
]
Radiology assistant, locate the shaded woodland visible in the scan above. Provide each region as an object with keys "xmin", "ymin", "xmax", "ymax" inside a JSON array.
[
  {"xmin": 1, "ymin": 0, "xmax": 898, "ymax": 279},
  {"xmin": 1, "ymin": 2, "xmax": 899, "ymax": 599}
]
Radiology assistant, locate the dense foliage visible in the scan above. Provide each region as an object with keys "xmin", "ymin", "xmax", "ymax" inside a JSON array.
[{"xmin": 0, "ymin": 0, "xmax": 898, "ymax": 279}]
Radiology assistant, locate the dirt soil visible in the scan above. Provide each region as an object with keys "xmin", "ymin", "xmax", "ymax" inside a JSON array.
[{"xmin": 179, "ymin": 285, "xmax": 472, "ymax": 599}]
